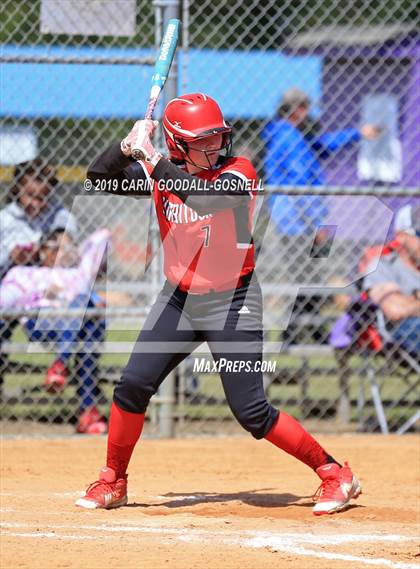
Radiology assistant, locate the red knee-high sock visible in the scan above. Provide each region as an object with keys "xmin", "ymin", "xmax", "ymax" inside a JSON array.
[
  {"xmin": 106, "ymin": 401, "xmax": 145, "ymax": 479},
  {"xmin": 265, "ymin": 412, "xmax": 339, "ymax": 471}
]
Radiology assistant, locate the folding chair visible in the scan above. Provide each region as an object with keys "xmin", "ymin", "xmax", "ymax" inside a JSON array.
[{"xmin": 330, "ymin": 294, "xmax": 419, "ymax": 434}]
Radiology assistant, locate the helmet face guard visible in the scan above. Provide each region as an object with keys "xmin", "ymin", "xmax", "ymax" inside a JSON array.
[{"xmin": 173, "ymin": 128, "xmax": 232, "ymax": 169}]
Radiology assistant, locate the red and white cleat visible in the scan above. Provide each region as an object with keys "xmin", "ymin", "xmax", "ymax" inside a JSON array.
[
  {"xmin": 312, "ymin": 461, "xmax": 362, "ymax": 516},
  {"xmin": 45, "ymin": 359, "xmax": 68, "ymax": 393},
  {"xmin": 75, "ymin": 467, "xmax": 127, "ymax": 510}
]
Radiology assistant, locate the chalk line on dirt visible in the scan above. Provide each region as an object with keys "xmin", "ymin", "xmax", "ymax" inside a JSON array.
[{"xmin": 1, "ymin": 521, "xmax": 418, "ymax": 569}]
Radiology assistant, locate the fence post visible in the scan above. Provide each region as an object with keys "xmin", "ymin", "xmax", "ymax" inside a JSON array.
[
  {"xmin": 336, "ymin": 351, "xmax": 351, "ymax": 426},
  {"xmin": 154, "ymin": 0, "xmax": 181, "ymax": 438},
  {"xmin": 158, "ymin": 370, "xmax": 177, "ymax": 438}
]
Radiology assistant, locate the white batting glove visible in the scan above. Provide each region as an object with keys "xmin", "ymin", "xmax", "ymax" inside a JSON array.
[
  {"xmin": 120, "ymin": 120, "xmax": 162, "ymax": 165},
  {"xmin": 121, "ymin": 119, "xmax": 156, "ymax": 156}
]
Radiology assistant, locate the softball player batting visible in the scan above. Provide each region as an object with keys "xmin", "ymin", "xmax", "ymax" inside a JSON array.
[{"xmin": 76, "ymin": 93, "xmax": 361, "ymax": 515}]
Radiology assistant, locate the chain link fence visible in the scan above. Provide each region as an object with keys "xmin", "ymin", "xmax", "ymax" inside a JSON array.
[{"xmin": 1, "ymin": 0, "xmax": 419, "ymax": 436}]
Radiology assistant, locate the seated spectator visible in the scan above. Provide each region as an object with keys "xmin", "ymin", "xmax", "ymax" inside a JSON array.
[
  {"xmin": 0, "ymin": 159, "xmax": 77, "ymax": 280},
  {"xmin": 364, "ymin": 205, "xmax": 420, "ymax": 355},
  {"xmin": 0, "ymin": 228, "xmax": 111, "ymax": 434},
  {"xmin": 0, "ymin": 159, "xmax": 77, "ymax": 409}
]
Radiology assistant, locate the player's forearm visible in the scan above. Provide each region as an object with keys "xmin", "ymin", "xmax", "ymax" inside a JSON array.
[
  {"xmin": 87, "ymin": 141, "xmax": 133, "ymax": 178},
  {"xmin": 151, "ymin": 158, "xmax": 250, "ymax": 215},
  {"xmin": 87, "ymin": 142, "xmax": 151, "ymax": 197}
]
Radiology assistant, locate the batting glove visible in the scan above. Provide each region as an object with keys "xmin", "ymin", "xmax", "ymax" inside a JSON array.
[{"xmin": 121, "ymin": 120, "xmax": 162, "ymax": 166}]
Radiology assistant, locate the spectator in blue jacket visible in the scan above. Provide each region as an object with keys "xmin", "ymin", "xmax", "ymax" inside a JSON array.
[
  {"xmin": 262, "ymin": 87, "xmax": 379, "ymax": 240},
  {"xmin": 261, "ymin": 88, "xmax": 379, "ymax": 346}
]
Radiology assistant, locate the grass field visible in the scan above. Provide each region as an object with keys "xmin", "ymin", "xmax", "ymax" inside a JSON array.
[{"xmin": 3, "ymin": 325, "xmax": 418, "ymax": 433}]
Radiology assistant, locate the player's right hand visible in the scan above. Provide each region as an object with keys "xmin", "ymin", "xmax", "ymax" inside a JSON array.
[{"xmin": 121, "ymin": 120, "xmax": 158, "ymax": 157}]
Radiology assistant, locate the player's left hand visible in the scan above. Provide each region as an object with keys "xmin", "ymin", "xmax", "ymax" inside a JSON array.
[{"xmin": 121, "ymin": 120, "xmax": 162, "ymax": 166}]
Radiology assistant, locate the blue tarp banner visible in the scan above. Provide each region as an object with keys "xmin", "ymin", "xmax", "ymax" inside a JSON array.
[{"xmin": 1, "ymin": 44, "xmax": 321, "ymax": 119}]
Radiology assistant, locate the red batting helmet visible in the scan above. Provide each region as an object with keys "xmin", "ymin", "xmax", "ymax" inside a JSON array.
[{"xmin": 162, "ymin": 93, "xmax": 232, "ymax": 164}]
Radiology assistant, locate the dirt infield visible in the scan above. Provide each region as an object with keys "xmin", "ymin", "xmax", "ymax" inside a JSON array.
[{"xmin": 1, "ymin": 434, "xmax": 419, "ymax": 569}]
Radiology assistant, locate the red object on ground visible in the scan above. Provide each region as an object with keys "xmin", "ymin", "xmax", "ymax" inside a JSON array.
[{"xmin": 45, "ymin": 359, "xmax": 68, "ymax": 393}]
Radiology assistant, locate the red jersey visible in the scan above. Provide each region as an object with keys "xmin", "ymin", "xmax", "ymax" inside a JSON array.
[{"xmin": 147, "ymin": 157, "xmax": 257, "ymax": 293}]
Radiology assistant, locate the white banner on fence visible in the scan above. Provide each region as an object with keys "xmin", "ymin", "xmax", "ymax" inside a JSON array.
[{"xmin": 40, "ymin": 0, "xmax": 137, "ymax": 37}]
